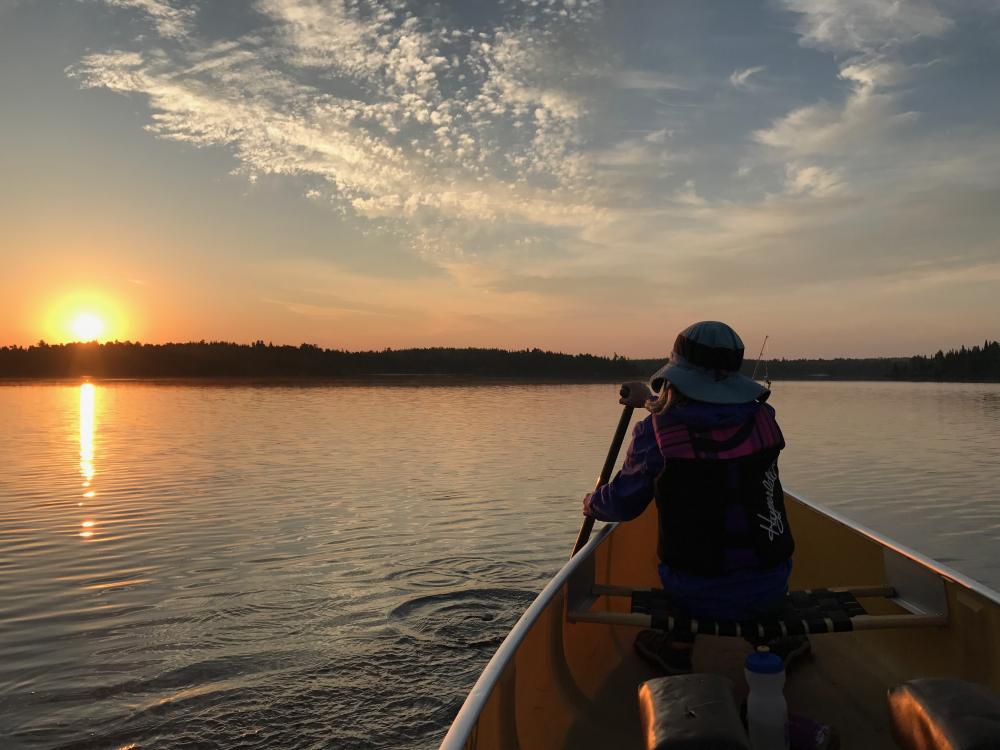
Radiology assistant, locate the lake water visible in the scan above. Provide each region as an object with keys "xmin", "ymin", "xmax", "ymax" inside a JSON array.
[{"xmin": 1, "ymin": 380, "xmax": 998, "ymax": 749}]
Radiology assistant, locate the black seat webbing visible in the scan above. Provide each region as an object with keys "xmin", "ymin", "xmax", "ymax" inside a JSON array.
[{"xmin": 630, "ymin": 588, "xmax": 867, "ymax": 639}]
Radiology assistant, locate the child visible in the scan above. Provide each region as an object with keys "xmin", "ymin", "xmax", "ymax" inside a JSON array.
[{"xmin": 584, "ymin": 321, "xmax": 807, "ymax": 673}]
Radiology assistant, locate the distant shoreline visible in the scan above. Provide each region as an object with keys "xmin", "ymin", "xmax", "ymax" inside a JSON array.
[
  {"xmin": 1, "ymin": 340, "xmax": 997, "ymax": 383},
  {"xmin": 0, "ymin": 374, "xmax": 630, "ymax": 386},
  {"xmin": 2, "ymin": 374, "xmax": 999, "ymax": 386}
]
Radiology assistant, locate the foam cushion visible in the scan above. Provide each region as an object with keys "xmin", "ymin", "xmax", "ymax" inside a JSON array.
[
  {"xmin": 637, "ymin": 674, "xmax": 749, "ymax": 750},
  {"xmin": 888, "ymin": 678, "xmax": 1000, "ymax": 750}
]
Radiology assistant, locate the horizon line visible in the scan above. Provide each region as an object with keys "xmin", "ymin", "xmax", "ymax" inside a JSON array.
[{"xmin": 5, "ymin": 337, "xmax": 997, "ymax": 362}]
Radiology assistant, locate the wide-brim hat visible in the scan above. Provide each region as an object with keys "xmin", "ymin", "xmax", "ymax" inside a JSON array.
[{"xmin": 649, "ymin": 321, "xmax": 768, "ymax": 404}]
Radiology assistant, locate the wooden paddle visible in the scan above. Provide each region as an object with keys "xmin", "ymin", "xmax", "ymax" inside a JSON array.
[{"xmin": 571, "ymin": 385, "xmax": 635, "ymax": 557}]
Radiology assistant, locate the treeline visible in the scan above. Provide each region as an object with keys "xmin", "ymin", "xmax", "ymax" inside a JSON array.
[
  {"xmin": 0, "ymin": 339, "xmax": 996, "ymax": 382},
  {"xmin": 888, "ymin": 341, "xmax": 1000, "ymax": 382},
  {"xmin": 746, "ymin": 341, "xmax": 999, "ymax": 382},
  {"xmin": 0, "ymin": 340, "xmax": 641, "ymax": 380}
]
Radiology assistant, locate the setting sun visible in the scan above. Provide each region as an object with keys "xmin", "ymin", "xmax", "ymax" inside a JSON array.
[
  {"xmin": 70, "ymin": 313, "xmax": 105, "ymax": 342},
  {"xmin": 41, "ymin": 291, "xmax": 131, "ymax": 344}
]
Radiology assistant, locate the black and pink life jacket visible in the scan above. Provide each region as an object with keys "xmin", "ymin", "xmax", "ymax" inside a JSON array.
[{"xmin": 651, "ymin": 401, "xmax": 794, "ymax": 577}]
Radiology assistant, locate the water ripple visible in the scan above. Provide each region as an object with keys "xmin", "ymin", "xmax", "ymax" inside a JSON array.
[{"xmin": 388, "ymin": 588, "xmax": 537, "ymax": 650}]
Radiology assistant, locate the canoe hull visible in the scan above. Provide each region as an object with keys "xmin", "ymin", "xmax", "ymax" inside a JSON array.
[{"xmin": 441, "ymin": 492, "xmax": 1000, "ymax": 749}]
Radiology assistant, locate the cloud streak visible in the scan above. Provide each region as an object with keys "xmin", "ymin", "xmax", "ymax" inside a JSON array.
[{"xmin": 729, "ymin": 66, "xmax": 764, "ymax": 89}]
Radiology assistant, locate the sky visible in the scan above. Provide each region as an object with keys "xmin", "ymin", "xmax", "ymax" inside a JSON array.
[{"xmin": 1, "ymin": 0, "xmax": 998, "ymax": 358}]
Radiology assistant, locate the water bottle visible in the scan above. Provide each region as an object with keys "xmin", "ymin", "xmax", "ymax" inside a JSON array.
[{"xmin": 745, "ymin": 648, "xmax": 789, "ymax": 749}]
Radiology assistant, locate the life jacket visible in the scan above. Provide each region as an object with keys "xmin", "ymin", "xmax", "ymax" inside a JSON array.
[{"xmin": 651, "ymin": 402, "xmax": 794, "ymax": 577}]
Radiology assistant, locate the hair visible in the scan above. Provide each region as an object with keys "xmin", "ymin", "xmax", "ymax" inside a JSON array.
[{"xmin": 646, "ymin": 383, "xmax": 688, "ymax": 414}]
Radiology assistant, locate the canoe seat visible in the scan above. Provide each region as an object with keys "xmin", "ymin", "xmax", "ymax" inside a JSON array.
[
  {"xmin": 567, "ymin": 585, "xmax": 949, "ymax": 635},
  {"xmin": 637, "ymin": 674, "xmax": 749, "ymax": 750},
  {"xmin": 888, "ymin": 678, "xmax": 1000, "ymax": 750},
  {"xmin": 631, "ymin": 587, "xmax": 866, "ymax": 639}
]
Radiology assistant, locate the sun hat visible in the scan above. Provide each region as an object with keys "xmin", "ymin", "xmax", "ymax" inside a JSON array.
[{"xmin": 649, "ymin": 321, "xmax": 769, "ymax": 404}]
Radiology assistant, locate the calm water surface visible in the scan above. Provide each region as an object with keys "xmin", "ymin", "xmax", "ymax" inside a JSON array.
[{"xmin": 1, "ymin": 381, "xmax": 998, "ymax": 748}]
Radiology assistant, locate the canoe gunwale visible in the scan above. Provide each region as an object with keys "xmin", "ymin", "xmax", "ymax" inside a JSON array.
[
  {"xmin": 787, "ymin": 488, "xmax": 1000, "ymax": 607},
  {"xmin": 438, "ymin": 520, "xmax": 619, "ymax": 750}
]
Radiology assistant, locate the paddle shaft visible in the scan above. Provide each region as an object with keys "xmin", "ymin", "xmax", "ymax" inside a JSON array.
[{"xmin": 571, "ymin": 389, "xmax": 635, "ymax": 557}]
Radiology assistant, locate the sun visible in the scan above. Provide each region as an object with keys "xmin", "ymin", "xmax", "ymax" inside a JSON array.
[
  {"xmin": 70, "ymin": 313, "xmax": 106, "ymax": 342},
  {"xmin": 44, "ymin": 291, "xmax": 130, "ymax": 344}
]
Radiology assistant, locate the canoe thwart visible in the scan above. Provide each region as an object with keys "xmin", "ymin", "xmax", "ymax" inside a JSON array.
[{"xmin": 567, "ymin": 586, "xmax": 949, "ymax": 637}]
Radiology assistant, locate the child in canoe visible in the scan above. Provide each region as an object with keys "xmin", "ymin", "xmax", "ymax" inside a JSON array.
[{"xmin": 583, "ymin": 320, "xmax": 808, "ymax": 673}]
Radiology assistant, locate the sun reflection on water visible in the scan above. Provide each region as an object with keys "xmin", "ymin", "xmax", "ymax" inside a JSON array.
[
  {"xmin": 79, "ymin": 383, "xmax": 97, "ymax": 539},
  {"xmin": 80, "ymin": 383, "xmax": 95, "ymax": 483}
]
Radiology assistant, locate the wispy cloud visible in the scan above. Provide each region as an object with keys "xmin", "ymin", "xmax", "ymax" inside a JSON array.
[
  {"xmin": 263, "ymin": 295, "xmax": 399, "ymax": 319},
  {"xmin": 783, "ymin": 163, "xmax": 844, "ymax": 197},
  {"xmin": 102, "ymin": 0, "xmax": 195, "ymax": 40},
  {"xmin": 729, "ymin": 66, "xmax": 764, "ymax": 90},
  {"xmin": 756, "ymin": 1, "xmax": 958, "ymax": 195},
  {"xmin": 752, "ymin": 66, "xmax": 918, "ymax": 157},
  {"xmin": 779, "ymin": 0, "xmax": 952, "ymax": 54},
  {"xmin": 616, "ymin": 70, "xmax": 689, "ymax": 91}
]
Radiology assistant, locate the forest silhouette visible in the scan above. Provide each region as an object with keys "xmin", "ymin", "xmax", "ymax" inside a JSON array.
[{"xmin": 0, "ymin": 339, "xmax": 997, "ymax": 382}]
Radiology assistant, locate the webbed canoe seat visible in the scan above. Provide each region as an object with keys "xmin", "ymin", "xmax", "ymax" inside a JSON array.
[
  {"xmin": 888, "ymin": 678, "xmax": 1000, "ymax": 750},
  {"xmin": 567, "ymin": 585, "xmax": 948, "ymax": 636},
  {"xmin": 632, "ymin": 587, "xmax": 867, "ymax": 639},
  {"xmin": 637, "ymin": 674, "xmax": 749, "ymax": 750}
]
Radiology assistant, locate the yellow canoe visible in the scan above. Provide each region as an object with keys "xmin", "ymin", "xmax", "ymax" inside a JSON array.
[{"xmin": 440, "ymin": 491, "xmax": 1000, "ymax": 749}]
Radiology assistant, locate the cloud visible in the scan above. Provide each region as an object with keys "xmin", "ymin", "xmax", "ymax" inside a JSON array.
[
  {"xmin": 729, "ymin": 66, "xmax": 764, "ymax": 89},
  {"xmin": 779, "ymin": 0, "xmax": 953, "ymax": 54},
  {"xmin": 752, "ymin": 70, "xmax": 917, "ymax": 157},
  {"xmin": 71, "ymin": 0, "xmax": 615, "ymax": 262},
  {"xmin": 623, "ymin": 179, "xmax": 1000, "ymax": 301},
  {"xmin": 616, "ymin": 70, "xmax": 689, "ymax": 91},
  {"xmin": 257, "ymin": 0, "xmax": 450, "ymax": 107},
  {"xmin": 263, "ymin": 294, "xmax": 400, "ymax": 319},
  {"xmin": 784, "ymin": 163, "xmax": 844, "ymax": 196},
  {"xmin": 590, "ymin": 131, "xmax": 671, "ymax": 170},
  {"xmin": 488, "ymin": 271, "xmax": 663, "ymax": 299},
  {"xmin": 102, "ymin": 0, "xmax": 195, "ymax": 40},
  {"xmin": 754, "ymin": 6, "xmax": 948, "ymax": 188},
  {"xmin": 673, "ymin": 180, "xmax": 708, "ymax": 207}
]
